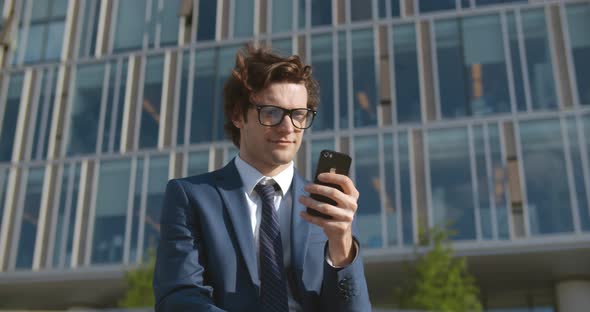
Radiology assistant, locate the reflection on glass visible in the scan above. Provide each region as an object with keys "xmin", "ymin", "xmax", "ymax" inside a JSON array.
[
  {"xmin": 52, "ymin": 163, "xmax": 80, "ymax": 268},
  {"xmin": 311, "ymin": 34, "xmax": 334, "ymax": 131},
  {"xmin": 143, "ymin": 156, "xmax": 169, "ymax": 261},
  {"xmin": 113, "ymin": 0, "xmax": 146, "ymax": 52},
  {"xmin": 428, "ymin": 128, "xmax": 476, "ymax": 240},
  {"xmin": 435, "ymin": 15, "xmax": 510, "ymax": 118},
  {"xmin": 78, "ymin": 0, "xmax": 100, "ymax": 57},
  {"xmin": 0, "ymin": 73, "xmax": 24, "ymax": 162},
  {"xmin": 522, "ymin": 9, "xmax": 557, "ymax": 110},
  {"xmin": 15, "ymin": 167, "xmax": 45, "ymax": 269},
  {"xmin": 273, "ymin": 0, "xmax": 293, "ymax": 33},
  {"xmin": 384, "ymin": 134, "xmax": 398, "ymax": 246},
  {"xmin": 474, "ymin": 126, "xmax": 492, "ymax": 239},
  {"xmin": 311, "ymin": 0, "xmax": 331, "ymax": 26},
  {"xmin": 566, "ymin": 117, "xmax": 590, "ymax": 231},
  {"xmin": 92, "ymin": 159, "xmax": 131, "ymax": 264},
  {"xmin": 66, "ymin": 64, "xmax": 104, "ymax": 156},
  {"xmin": 191, "ymin": 49, "xmax": 215, "ymax": 143},
  {"xmin": 399, "ymin": 132, "xmax": 413, "ymax": 245},
  {"xmin": 158, "ymin": 0, "xmax": 181, "ymax": 47},
  {"xmin": 520, "ymin": 119, "xmax": 573, "ymax": 234},
  {"xmin": 419, "ymin": 0, "xmax": 455, "ymax": 13},
  {"xmin": 197, "ymin": 0, "xmax": 217, "ymax": 41},
  {"xmin": 139, "ymin": 56, "xmax": 165, "ymax": 149},
  {"xmin": 350, "ymin": 0, "xmax": 372, "ymax": 22},
  {"xmin": 489, "ymin": 124, "xmax": 510, "ymax": 239},
  {"xmin": 507, "ymin": 12, "xmax": 528, "ymax": 112},
  {"xmin": 393, "ymin": 24, "xmax": 421, "ymax": 123},
  {"xmin": 310, "ymin": 139, "xmax": 335, "ymax": 180},
  {"xmin": 354, "ymin": 135, "xmax": 383, "ymax": 248},
  {"xmin": 21, "ymin": 0, "xmax": 66, "ymax": 63},
  {"xmin": 351, "ymin": 29, "xmax": 378, "ymax": 128},
  {"xmin": 188, "ymin": 151, "xmax": 209, "ymax": 176},
  {"xmin": 566, "ymin": 4, "xmax": 590, "ymax": 105},
  {"xmin": 234, "ymin": 0, "xmax": 254, "ymax": 38},
  {"xmin": 31, "ymin": 69, "xmax": 56, "ymax": 160}
]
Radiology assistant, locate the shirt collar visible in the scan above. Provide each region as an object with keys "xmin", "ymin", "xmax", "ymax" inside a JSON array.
[{"xmin": 234, "ymin": 154, "xmax": 294, "ymax": 196}]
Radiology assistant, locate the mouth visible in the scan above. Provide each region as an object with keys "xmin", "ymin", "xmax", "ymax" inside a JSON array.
[{"xmin": 269, "ymin": 139, "xmax": 295, "ymax": 145}]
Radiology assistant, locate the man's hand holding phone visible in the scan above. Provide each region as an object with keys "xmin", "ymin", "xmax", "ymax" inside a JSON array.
[{"xmin": 299, "ymin": 150, "xmax": 359, "ymax": 267}]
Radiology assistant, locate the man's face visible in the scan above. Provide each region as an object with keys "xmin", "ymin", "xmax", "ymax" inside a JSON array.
[{"xmin": 233, "ymin": 82, "xmax": 308, "ymax": 176}]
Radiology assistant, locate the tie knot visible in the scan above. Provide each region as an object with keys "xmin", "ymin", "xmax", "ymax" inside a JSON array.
[{"xmin": 254, "ymin": 180, "xmax": 278, "ymax": 202}]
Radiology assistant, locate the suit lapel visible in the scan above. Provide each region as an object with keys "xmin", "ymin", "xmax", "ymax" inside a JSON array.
[
  {"xmin": 290, "ymin": 172, "xmax": 310, "ymax": 272},
  {"xmin": 215, "ymin": 159, "xmax": 260, "ymax": 287}
]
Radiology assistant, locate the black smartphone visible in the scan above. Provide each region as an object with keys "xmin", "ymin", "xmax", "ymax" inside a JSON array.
[{"xmin": 306, "ymin": 150, "xmax": 352, "ymax": 219}]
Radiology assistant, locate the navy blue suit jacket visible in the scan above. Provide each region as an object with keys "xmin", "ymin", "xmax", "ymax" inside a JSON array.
[{"xmin": 153, "ymin": 159, "xmax": 371, "ymax": 311}]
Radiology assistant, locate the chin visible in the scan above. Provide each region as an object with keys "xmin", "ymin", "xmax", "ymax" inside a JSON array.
[{"xmin": 269, "ymin": 149, "xmax": 296, "ymax": 165}]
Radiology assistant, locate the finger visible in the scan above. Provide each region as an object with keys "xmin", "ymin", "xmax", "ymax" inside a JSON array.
[
  {"xmin": 317, "ymin": 173, "xmax": 360, "ymax": 200},
  {"xmin": 298, "ymin": 196, "xmax": 354, "ymax": 221},
  {"xmin": 304, "ymin": 183, "xmax": 351, "ymax": 208}
]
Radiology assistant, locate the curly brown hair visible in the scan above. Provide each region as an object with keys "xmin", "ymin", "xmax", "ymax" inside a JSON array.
[{"xmin": 223, "ymin": 43, "xmax": 319, "ymax": 147}]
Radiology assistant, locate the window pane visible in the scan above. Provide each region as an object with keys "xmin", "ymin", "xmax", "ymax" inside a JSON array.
[
  {"xmin": 113, "ymin": 60, "xmax": 128, "ymax": 152},
  {"xmin": 177, "ymin": 51, "xmax": 190, "ymax": 146},
  {"xmin": 143, "ymin": 156, "xmax": 169, "ymax": 261},
  {"xmin": 190, "ymin": 49, "xmax": 215, "ymax": 143},
  {"xmin": 31, "ymin": 69, "xmax": 56, "ymax": 160},
  {"xmin": 31, "ymin": 1, "xmax": 50, "ymax": 20},
  {"xmin": 272, "ymin": 38, "xmax": 292, "ymax": 56},
  {"xmin": 23, "ymin": 24, "xmax": 44, "ymax": 63},
  {"xmin": 520, "ymin": 119, "xmax": 573, "ymax": 235},
  {"xmin": 298, "ymin": 0, "xmax": 305, "ymax": 29},
  {"xmin": 0, "ymin": 169, "xmax": 8, "ymax": 239},
  {"xmin": 566, "ymin": 117, "xmax": 590, "ymax": 231},
  {"xmin": 215, "ymin": 47, "xmax": 237, "ymax": 140},
  {"xmin": 113, "ymin": 0, "xmax": 146, "ymax": 52},
  {"xmin": 351, "ymin": 29, "xmax": 378, "ymax": 128},
  {"xmin": 391, "ymin": 0, "xmax": 400, "ymax": 17},
  {"xmin": 566, "ymin": 4, "xmax": 590, "ymax": 105},
  {"xmin": 475, "ymin": 0, "xmax": 526, "ymax": 7},
  {"xmin": 15, "ymin": 167, "xmax": 45, "ymax": 269},
  {"xmin": 311, "ymin": 34, "xmax": 334, "ymax": 131},
  {"xmin": 436, "ymin": 15, "xmax": 511, "ymax": 118},
  {"xmin": 474, "ymin": 126, "xmax": 492, "ymax": 239},
  {"xmin": 129, "ymin": 158, "xmax": 144, "ymax": 263},
  {"xmin": 393, "ymin": 24, "xmax": 421, "ymax": 123},
  {"xmin": 234, "ymin": 0, "xmax": 254, "ymax": 38},
  {"xmin": 139, "ymin": 55, "xmax": 165, "ymax": 149},
  {"xmin": 92, "ymin": 159, "xmax": 132, "ymax": 264},
  {"xmin": 188, "ymin": 151, "xmax": 209, "ymax": 176},
  {"xmin": 0, "ymin": 74, "xmax": 25, "ymax": 162},
  {"xmin": 384, "ymin": 134, "xmax": 398, "ymax": 246},
  {"xmin": 311, "ymin": 0, "xmax": 331, "ymax": 26},
  {"xmin": 52, "ymin": 163, "xmax": 80, "ymax": 268},
  {"xmin": 159, "ymin": 0, "xmax": 181, "ymax": 47},
  {"xmin": 272, "ymin": 0, "xmax": 293, "ymax": 33},
  {"xmin": 66, "ymin": 63, "xmax": 105, "ymax": 156},
  {"xmin": 428, "ymin": 127, "xmax": 476, "ymax": 240},
  {"xmin": 420, "ymin": 0, "xmax": 455, "ymax": 13},
  {"xmin": 350, "ymin": 0, "xmax": 372, "ymax": 22},
  {"xmin": 522, "ymin": 9, "xmax": 557, "ymax": 110},
  {"xmin": 44, "ymin": 21, "xmax": 65, "ymax": 60},
  {"xmin": 489, "ymin": 124, "xmax": 510, "ymax": 239},
  {"xmin": 507, "ymin": 12, "xmax": 528, "ymax": 112},
  {"xmin": 399, "ymin": 132, "xmax": 413, "ymax": 245},
  {"xmin": 354, "ymin": 135, "xmax": 383, "ymax": 248},
  {"xmin": 100, "ymin": 63, "xmax": 117, "ymax": 153},
  {"xmin": 197, "ymin": 0, "xmax": 217, "ymax": 41},
  {"xmin": 78, "ymin": 0, "xmax": 100, "ymax": 57}
]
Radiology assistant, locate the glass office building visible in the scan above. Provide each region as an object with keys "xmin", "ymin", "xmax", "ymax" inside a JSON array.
[{"xmin": 0, "ymin": 0, "xmax": 589, "ymax": 310}]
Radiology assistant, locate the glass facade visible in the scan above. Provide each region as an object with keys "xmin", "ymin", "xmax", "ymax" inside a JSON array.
[{"xmin": 0, "ymin": 0, "xmax": 589, "ymax": 310}]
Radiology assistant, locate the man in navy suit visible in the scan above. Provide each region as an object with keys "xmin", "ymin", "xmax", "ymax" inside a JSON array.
[{"xmin": 153, "ymin": 44, "xmax": 371, "ymax": 311}]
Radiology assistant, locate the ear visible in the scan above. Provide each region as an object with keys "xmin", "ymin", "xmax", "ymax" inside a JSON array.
[{"xmin": 232, "ymin": 113, "xmax": 244, "ymax": 129}]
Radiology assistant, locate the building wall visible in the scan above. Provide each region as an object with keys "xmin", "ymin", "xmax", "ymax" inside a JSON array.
[{"xmin": 0, "ymin": 0, "xmax": 589, "ymax": 310}]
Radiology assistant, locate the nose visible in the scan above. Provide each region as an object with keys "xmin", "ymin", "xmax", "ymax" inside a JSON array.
[{"xmin": 276, "ymin": 114, "xmax": 295, "ymax": 132}]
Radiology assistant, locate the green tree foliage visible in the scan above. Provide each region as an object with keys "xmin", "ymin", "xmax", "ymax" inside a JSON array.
[
  {"xmin": 395, "ymin": 227, "xmax": 482, "ymax": 312},
  {"xmin": 119, "ymin": 251, "xmax": 156, "ymax": 308}
]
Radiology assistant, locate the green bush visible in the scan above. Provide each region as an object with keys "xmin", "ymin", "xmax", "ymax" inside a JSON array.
[{"xmin": 118, "ymin": 251, "xmax": 156, "ymax": 308}]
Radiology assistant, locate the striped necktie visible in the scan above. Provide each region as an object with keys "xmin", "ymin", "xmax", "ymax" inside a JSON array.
[{"xmin": 255, "ymin": 181, "xmax": 289, "ymax": 312}]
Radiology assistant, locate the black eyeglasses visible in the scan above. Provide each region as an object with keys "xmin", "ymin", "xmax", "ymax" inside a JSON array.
[{"xmin": 250, "ymin": 104, "xmax": 317, "ymax": 129}]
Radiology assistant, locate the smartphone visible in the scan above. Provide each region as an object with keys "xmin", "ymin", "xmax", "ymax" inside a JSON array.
[{"xmin": 306, "ymin": 150, "xmax": 352, "ymax": 219}]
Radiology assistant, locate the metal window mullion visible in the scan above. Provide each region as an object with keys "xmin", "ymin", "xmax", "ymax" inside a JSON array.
[
  {"xmin": 36, "ymin": 68, "xmax": 55, "ymax": 161},
  {"xmin": 107, "ymin": 0, "xmax": 119, "ymax": 54},
  {"xmin": 408, "ymin": 130, "xmax": 419, "ymax": 243},
  {"xmin": 423, "ymin": 130, "xmax": 433, "ymax": 230},
  {"xmin": 470, "ymin": 0, "xmax": 475, "ymax": 9},
  {"xmin": 544, "ymin": 6, "xmax": 564, "ymax": 110},
  {"xmin": 560, "ymin": 117, "xmax": 581, "ymax": 233},
  {"xmin": 468, "ymin": 125, "xmax": 482, "ymax": 240},
  {"xmin": 253, "ymin": 0, "xmax": 260, "ymax": 38},
  {"xmin": 170, "ymin": 50, "xmax": 183, "ymax": 149},
  {"xmin": 71, "ymin": 0, "xmax": 86, "ymax": 59},
  {"xmin": 228, "ymin": 0, "xmax": 235, "ymax": 39},
  {"xmin": 191, "ymin": 0, "xmax": 199, "ymax": 43},
  {"xmin": 483, "ymin": 123, "xmax": 499, "ymax": 240},
  {"xmin": 574, "ymin": 114, "xmax": 590, "ymax": 225},
  {"xmin": 59, "ymin": 67, "xmax": 77, "ymax": 159},
  {"xmin": 345, "ymin": 0, "xmax": 351, "ymax": 26},
  {"xmin": 513, "ymin": 120, "xmax": 531, "ymax": 237},
  {"xmin": 377, "ymin": 133, "xmax": 387, "ymax": 248},
  {"xmin": 184, "ymin": 48, "xmax": 195, "ymax": 146},
  {"xmin": 144, "ymin": 0, "xmax": 153, "ymax": 50},
  {"xmin": 84, "ymin": 161, "xmax": 99, "ymax": 266},
  {"xmin": 108, "ymin": 59, "xmax": 123, "ymax": 153},
  {"xmin": 430, "ymin": 19, "xmax": 442, "ymax": 120},
  {"xmin": 501, "ymin": 11, "xmax": 518, "ymax": 115},
  {"xmin": 306, "ymin": 0, "xmax": 310, "ymax": 31},
  {"xmin": 515, "ymin": 9, "xmax": 533, "ymax": 112},
  {"xmin": 16, "ymin": 0, "xmax": 33, "ymax": 65},
  {"xmin": 291, "ymin": 0, "xmax": 297, "ymax": 31},
  {"xmin": 24, "ymin": 70, "xmax": 43, "ymax": 162},
  {"xmin": 122, "ymin": 157, "xmax": 137, "ymax": 265},
  {"xmin": 346, "ymin": 29, "xmax": 353, "ymax": 130},
  {"xmin": 497, "ymin": 121, "xmax": 514, "ymax": 239},
  {"xmin": 58, "ymin": 163, "xmax": 76, "ymax": 268},
  {"xmin": 44, "ymin": 163, "xmax": 64, "ymax": 269},
  {"xmin": 155, "ymin": 0, "xmax": 164, "ymax": 48},
  {"xmin": 95, "ymin": 63, "xmax": 111, "ymax": 155},
  {"xmin": 134, "ymin": 56, "xmax": 147, "ymax": 152},
  {"xmin": 394, "ymin": 131, "xmax": 403, "ymax": 247},
  {"xmin": 136, "ymin": 156, "xmax": 149, "ymax": 263},
  {"xmin": 7, "ymin": 167, "xmax": 29, "ymax": 271},
  {"xmin": 372, "ymin": 25, "xmax": 381, "ymax": 127},
  {"xmin": 559, "ymin": 2, "xmax": 580, "ymax": 107},
  {"xmin": 332, "ymin": 31, "xmax": 339, "ymax": 131},
  {"xmin": 266, "ymin": 0, "xmax": 272, "ymax": 35},
  {"xmin": 388, "ymin": 25, "xmax": 398, "ymax": 126}
]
